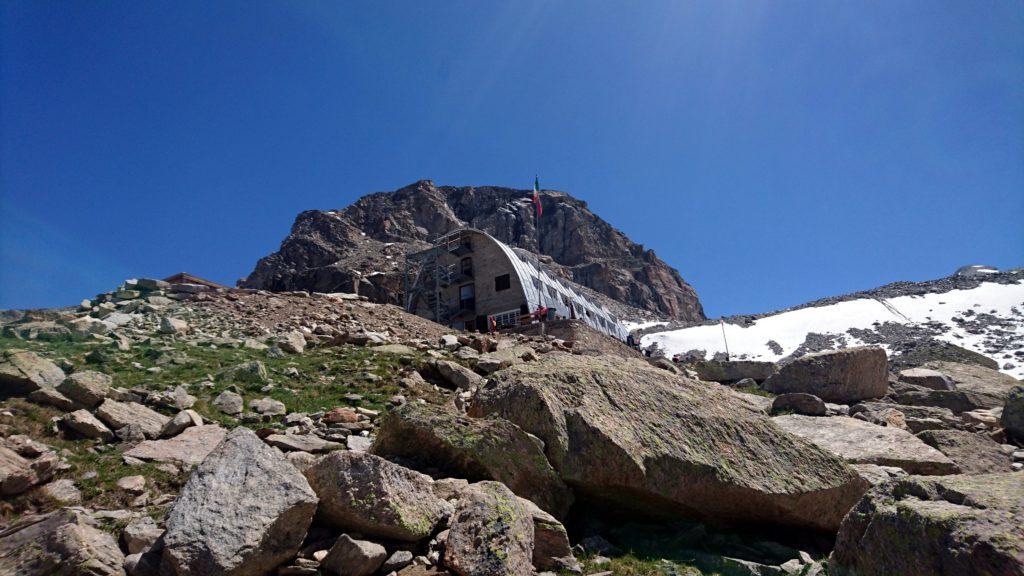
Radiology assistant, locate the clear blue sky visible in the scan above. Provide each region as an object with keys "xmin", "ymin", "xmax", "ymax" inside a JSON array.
[{"xmin": 2, "ymin": 1, "xmax": 1022, "ymax": 316}]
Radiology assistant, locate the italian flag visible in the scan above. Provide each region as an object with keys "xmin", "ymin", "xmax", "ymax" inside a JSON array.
[{"xmin": 533, "ymin": 176, "xmax": 542, "ymax": 218}]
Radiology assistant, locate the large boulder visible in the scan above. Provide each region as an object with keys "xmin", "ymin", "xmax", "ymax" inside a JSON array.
[
  {"xmin": 772, "ymin": 415, "xmax": 958, "ymax": 475},
  {"xmin": 915, "ymin": 429, "xmax": 1012, "ymax": 474},
  {"xmin": 161, "ymin": 427, "xmax": 319, "ymax": 576},
  {"xmin": 762, "ymin": 347, "xmax": 888, "ymax": 402},
  {"xmin": 320, "ymin": 535, "xmax": 386, "ymax": 576},
  {"xmin": 0, "ymin": 349, "xmax": 65, "ymax": 397},
  {"xmin": 95, "ymin": 399, "xmax": 170, "ymax": 439},
  {"xmin": 372, "ymin": 402, "xmax": 572, "ymax": 517},
  {"xmin": 61, "ymin": 409, "xmax": 115, "ymax": 441},
  {"xmin": 689, "ymin": 359, "xmax": 777, "ymax": 384},
  {"xmin": 517, "ymin": 497, "xmax": 579, "ymax": 573},
  {"xmin": 57, "ymin": 370, "xmax": 112, "ymax": 408},
  {"xmin": 891, "ymin": 385, "xmax": 1003, "ymax": 415},
  {"xmin": 831, "ymin": 473, "xmax": 1024, "ymax": 576},
  {"xmin": 124, "ymin": 425, "xmax": 226, "ymax": 467},
  {"xmin": 0, "ymin": 445, "xmax": 38, "ymax": 496},
  {"xmin": 894, "ymin": 361, "xmax": 1022, "ymax": 413},
  {"xmin": 1001, "ymin": 385, "xmax": 1024, "ymax": 442},
  {"xmin": 216, "ymin": 361, "xmax": 269, "ymax": 385},
  {"xmin": 897, "ymin": 367, "xmax": 956, "ymax": 391},
  {"xmin": 771, "ymin": 393, "xmax": 826, "ymax": 416},
  {"xmin": 0, "ymin": 507, "xmax": 125, "ymax": 576},
  {"xmin": 470, "ymin": 353, "xmax": 867, "ymax": 532},
  {"xmin": 433, "ymin": 360, "xmax": 484, "ymax": 390},
  {"xmin": 304, "ymin": 451, "xmax": 450, "ymax": 541},
  {"xmin": 443, "ymin": 481, "xmax": 535, "ymax": 576}
]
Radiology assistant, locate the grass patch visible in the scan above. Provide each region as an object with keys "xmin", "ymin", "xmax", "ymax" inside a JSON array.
[
  {"xmin": 570, "ymin": 553, "xmax": 707, "ymax": 576},
  {"xmin": 732, "ymin": 384, "xmax": 775, "ymax": 398}
]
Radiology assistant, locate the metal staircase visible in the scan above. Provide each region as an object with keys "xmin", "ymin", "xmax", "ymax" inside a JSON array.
[{"xmin": 401, "ymin": 230, "xmax": 470, "ymax": 327}]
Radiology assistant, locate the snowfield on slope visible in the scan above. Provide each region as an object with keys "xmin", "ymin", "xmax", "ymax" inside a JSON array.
[{"xmin": 641, "ymin": 280, "xmax": 1024, "ymax": 379}]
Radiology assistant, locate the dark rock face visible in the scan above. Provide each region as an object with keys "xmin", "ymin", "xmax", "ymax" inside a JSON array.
[
  {"xmin": 1003, "ymin": 386, "xmax": 1024, "ymax": 442},
  {"xmin": 241, "ymin": 180, "xmax": 704, "ymax": 321}
]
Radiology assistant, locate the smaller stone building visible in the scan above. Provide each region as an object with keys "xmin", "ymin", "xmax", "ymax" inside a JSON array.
[{"xmin": 403, "ymin": 228, "xmax": 628, "ymax": 340}]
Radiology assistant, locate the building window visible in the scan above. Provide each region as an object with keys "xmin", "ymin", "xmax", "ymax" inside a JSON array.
[
  {"xmin": 460, "ymin": 257, "xmax": 473, "ymax": 277},
  {"xmin": 495, "ymin": 274, "xmax": 511, "ymax": 291},
  {"xmin": 459, "ymin": 284, "xmax": 475, "ymax": 311},
  {"xmin": 489, "ymin": 309, "xmax": 519, "ymax": 329}
]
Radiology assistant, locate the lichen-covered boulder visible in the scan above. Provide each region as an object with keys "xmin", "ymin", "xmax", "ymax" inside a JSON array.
[
  {"xmin": 470, "ymin": 353, "xmax": 867, "ymax": 532},
  {"xmin": 0, "ymin": 349, "xmax": 64, "ymax": 396},
  {"xmin": 161, "ymin": 427, "xmax": 318, "ymax": 576},
  {"xmin": 372, "ymin": 402, "xmax": 572, "ymax": 517},
  {"xmin": 916, "ymin": 429, "xmax": 1012, "ymax": 474},
  {"xmin": 0, "ymin": 508, "xmax": 125, "ymax": 576},
  {"xmin": 216, "ymin": 360, "xmax": 269, "ymax": 385},
  {"xmin": 444, "ymin": 481, "xmax": 535, "ymax": 576},
  {"xmin": 762, "ymin": 347, "xmax": 888, "ymax": 402},
  {"xmin": 516, "ymin": 496, "xmax": 579, "ymax": 573},
  {"xmin": 304, "ymin": 451, "xmax": 450, "ymax": 541},
  {"xmin": 830, "ymin": 473, "xmax": 1024, "ymax": 576}
]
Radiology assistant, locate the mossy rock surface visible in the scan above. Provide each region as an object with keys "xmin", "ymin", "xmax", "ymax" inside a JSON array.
[
  {"xmin": 831, "ymin": 472, "xmax": 1024, "ymax": 576},
  {"xmin": 372, "ymin": 402, "xmax": 572, "ymax": 517}
]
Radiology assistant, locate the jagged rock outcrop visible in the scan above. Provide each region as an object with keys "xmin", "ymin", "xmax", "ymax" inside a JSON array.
[
  {"xmin": 469, "ymin": 353, "xmax": 868, "ymax": 532},
  {"xmin": 241, "ymin": 180, "xmax": 704, "ymax": 321}
]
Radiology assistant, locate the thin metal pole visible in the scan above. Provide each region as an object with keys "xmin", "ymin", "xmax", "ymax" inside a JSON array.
[
  {"xmin": 720, "ymin": 319, "xmax": 730, "ymax": 361},
  {"xmin": 433, "ymin": 248, "xmax": 440, "ymax": 323}
]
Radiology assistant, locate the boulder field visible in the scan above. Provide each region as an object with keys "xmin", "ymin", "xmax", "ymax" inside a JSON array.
[{"xmin": 1, "ymin": 277, "xmax": 1022, "ymax": 576}]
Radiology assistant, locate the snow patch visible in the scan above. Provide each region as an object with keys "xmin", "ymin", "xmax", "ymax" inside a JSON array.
[{"xmin": 641, "ymin": 280, "xmax": 1024, "ymax": 378}]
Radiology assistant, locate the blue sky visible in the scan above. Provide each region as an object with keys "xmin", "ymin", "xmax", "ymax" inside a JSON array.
[{"xmin": 2, "ymin": 1, "xmax": 1022, "ymax": 317}]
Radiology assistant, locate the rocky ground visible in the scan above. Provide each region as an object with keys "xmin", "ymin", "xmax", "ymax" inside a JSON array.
[{"xmin": 1, "ymin": 276, "xmax": 1022, "ymax": 576}]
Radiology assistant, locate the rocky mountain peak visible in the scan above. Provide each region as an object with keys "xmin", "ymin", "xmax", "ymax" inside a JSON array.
[{"xmin": 241, "ymin": 180, "xmax": 705, "ymax": 321}]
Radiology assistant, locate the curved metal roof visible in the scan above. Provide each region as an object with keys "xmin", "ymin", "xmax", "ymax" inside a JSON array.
[{"xmin": 445, "ymin": 228, "xmax": 628, "ymax": 340}]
